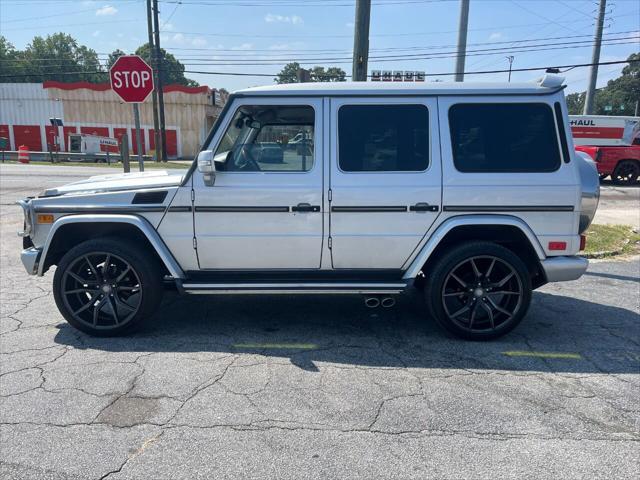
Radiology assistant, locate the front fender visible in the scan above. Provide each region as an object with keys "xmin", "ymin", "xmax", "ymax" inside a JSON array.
[
  {"xmin": 38, "ymin": 214, "xmax": 185, "ymax": 279},
  {"xmin": 402, "ymin": 214, "xmax": 546, "ymax": 280}
]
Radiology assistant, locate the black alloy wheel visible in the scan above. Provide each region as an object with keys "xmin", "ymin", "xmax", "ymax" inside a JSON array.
[
  {"xmin": 53, "ymin": 238, "xmax": 163, "ymax": 336},
  {"xmin": 60, "ymin": 252, "xmax": 142, "ymax": 330},
  {"xmin": 424, "ymin": 242, "xmax": 532, "ymax": 340}
]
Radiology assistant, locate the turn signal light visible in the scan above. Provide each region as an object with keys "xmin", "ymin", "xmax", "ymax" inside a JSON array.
[
  {"xmin": 36, "ymin": 214, "xmax": 54, "ymax": 224},
  {"xmin": 579, "ymin": 235, "xmax": 586, "ymax": 251},
  {"xmin": 548, "ymin": 241, "xmax": 567, "ymax": 251}
]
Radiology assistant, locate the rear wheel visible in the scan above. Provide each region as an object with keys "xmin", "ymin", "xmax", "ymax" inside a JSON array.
[
  {"xmin": 53, "ymin": 237, "xmax": 163, "ymax": 336},
  {"xmin": 612, "ymin": 160, "xmax": 640, "ymax": 185},
  {"xmin": 424, "ymin": 242, "xmax": 532, "ymax": 340}
]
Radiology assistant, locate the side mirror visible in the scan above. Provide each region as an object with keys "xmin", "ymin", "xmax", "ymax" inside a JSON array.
[
  {"xmin": 197, "ymin": 150, "xmax": 216, "ymax": 186},
  {"xmin": 197, "ymin": 150, "xmax": 215, "ymax": 173}
]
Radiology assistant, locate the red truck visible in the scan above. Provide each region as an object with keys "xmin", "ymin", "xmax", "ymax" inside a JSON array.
[
  {"xmin": 570, "ymin": 115, "xmax": 640, "ymax": 185},
  {"xmin": 574, "ymin": 144, "xmax": 640, "ymax": 185}
]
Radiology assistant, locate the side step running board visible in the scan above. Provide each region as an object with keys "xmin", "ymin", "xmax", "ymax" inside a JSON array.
[{"xmin": 180, "ymin": 282, "xmax": 408, "ymax": 295}]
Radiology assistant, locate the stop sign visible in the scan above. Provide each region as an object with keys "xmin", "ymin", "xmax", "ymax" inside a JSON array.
[{"xmin": 109, "ymin": 55, "xmax": 154, "ymax": 103}]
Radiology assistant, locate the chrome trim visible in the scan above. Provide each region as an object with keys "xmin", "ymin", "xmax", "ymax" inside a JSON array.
[
  {"xmin": 37, "ymin": 214, "xmax": 185, "ymax": 279},
  {"xmin": 194, "ymin": 206, "xmax": 290, "ymax": 213},
  {"xmin": 442, "ymin": 205, "xmax": 574, "ymax": 212},
  {"xmin": 34, "ymin": 205, "xmax": 167, "ymax": 214},
  {"xmin": 331, "ymin": 206, "xmax": 408, "ymax": 213},
  {"xmin": 540, "ymin": 256, "xmax": 588, "ymax": 282},
  {"xmin": 402, "ymin": 215, "xmax": 546, "ymax": 279},
  {"xmin": 182, "ymin": 282, "xmax": 407, "ymax": 295},
  {"xmin": 185, "ymin": 290, "xmax": 405, "ymax": 295},
  {"xmin": 21, "ymin": 247, "xmax": 41, "ymax": 275}
]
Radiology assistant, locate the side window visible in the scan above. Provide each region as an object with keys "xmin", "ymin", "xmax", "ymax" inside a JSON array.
[
  {"xmin": 214, "ymin": 105, "xmax": 314, "ymax": 172},
  {"xmin": 338, "ymin": 104, "xmax": 429, "ymax": 172},
  {"xmin": 449, "ymin": 103, "xmax": 561, "ymax": 173}
]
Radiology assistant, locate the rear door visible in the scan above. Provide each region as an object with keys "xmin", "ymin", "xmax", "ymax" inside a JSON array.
[{"xmin": 329, "ymin": 97, "xmax": 441, "ymax": 269}]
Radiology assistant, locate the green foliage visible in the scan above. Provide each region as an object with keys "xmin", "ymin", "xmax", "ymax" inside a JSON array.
[
  {"xmin": 275, "ymin": 62, "xmax": 347, "ymax": 84},
  {"xmin": 133, "ymin": 43, "xmax": 198, "ymax": 87},
  {"xmin": 0, "ymin": 33, "xmax": 105, "ymax": 82},
  {"xmin": 566, "ymin": 53, "xmax": 639, "ymax": 115},
  {"xmin": 0, "ymin": 34, "xmax": 198, "ymax": 86}
]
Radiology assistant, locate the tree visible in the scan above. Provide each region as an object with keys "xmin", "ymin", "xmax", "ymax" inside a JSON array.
[
  {"xmin": 133, "ymin": 43, "xmax": 198, "ymax": 87},
  {"xmin": 0, "ymin": 36, "xmax": 25, "ymax": 82},
  {"xmin": 19, "ymin": 33, "xmax": 106, "ymax": 82},
  {"xmin": 106, "ymin": 49, "xmax": 126, "ymax": 70},
  {"xmin": 566, "ymin": 52, "xmax": 640, "ymax": 116},
  {"xmin": 275, "ymin": 62, "xmax": 347, "ymax": 84}
]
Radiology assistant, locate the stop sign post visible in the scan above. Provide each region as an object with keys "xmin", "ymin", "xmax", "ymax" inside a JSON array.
[{"xmin": 109, "ymin": 55, "xmax": 155, "ymax": 172}]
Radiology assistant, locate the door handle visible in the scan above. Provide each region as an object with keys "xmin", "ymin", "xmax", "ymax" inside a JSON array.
[
  {"xmin": 410, "ymin": 202, "xmax": 439, "ymax": 212},
  {"xmin": 292, "ymin": 203, "xmax": 320, "ymax": 212}
]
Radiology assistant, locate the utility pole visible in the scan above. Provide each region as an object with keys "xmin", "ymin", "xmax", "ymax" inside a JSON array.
[
  {"xmin": 152, "ymin": 0, "xmax": 168, "ymax": 161},
  {"xmin": 454, "ymin": 0, "xmax": 470, "ymax": 82},
  {"xmin": 352, "ymin": 0, "xmax": 371, "ymax": 81},
  {"xmin": 506, "ymin": 55, "xmax": 514, "ymax": 82},
  {"xmin": 583, "ymin": 0, "xmax": 607, "ymax": 115},
  {"xmin": 146, "ymin": 0, "xmax": 161, "ymax": 162}
]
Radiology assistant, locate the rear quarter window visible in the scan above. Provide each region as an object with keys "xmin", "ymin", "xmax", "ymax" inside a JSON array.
[{"xmin": 448, "ymin": 103, "xmax": 561, "ymax": 173}]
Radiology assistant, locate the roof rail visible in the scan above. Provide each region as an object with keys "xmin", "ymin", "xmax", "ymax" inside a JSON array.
[{"xmin": 537, "ymin": 74, "xmax": 565, "ymax": 89}]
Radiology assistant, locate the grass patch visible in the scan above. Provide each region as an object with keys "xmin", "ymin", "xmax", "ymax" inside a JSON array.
[
  {"xmin": 2, "ymin": 160, "xmax": 188, "ymax": 169},
  {"xmin": 584, "ymin": 224, "xmax": 640, "ymax": 258}
]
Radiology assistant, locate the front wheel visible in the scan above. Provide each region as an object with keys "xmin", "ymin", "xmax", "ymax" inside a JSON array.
[
  {"xmin": 53, "ymin": 237, "xmax": 163, "ymax": 336},
  {"xmin": 424, "ymin": 242, "xmax": 532, "ymax": 341}
]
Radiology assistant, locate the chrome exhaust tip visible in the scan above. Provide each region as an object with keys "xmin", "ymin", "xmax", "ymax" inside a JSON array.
[
  {"xmin": 364, "ymin": 297, "xmax": 380, "ymax": 308},
  {"xmin": 381, "ymin": 296, "xmax": 396, "ymax": 308}
]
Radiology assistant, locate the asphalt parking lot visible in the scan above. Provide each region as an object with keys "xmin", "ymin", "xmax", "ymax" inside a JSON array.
[{"xmin": 1, "ymin": 164, "xmax": 639, "ymax": 479}]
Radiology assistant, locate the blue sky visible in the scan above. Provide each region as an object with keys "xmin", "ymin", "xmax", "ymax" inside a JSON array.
[{"xmin": 1, "ymin": 0, "xmax": 638, "ymax": 93}]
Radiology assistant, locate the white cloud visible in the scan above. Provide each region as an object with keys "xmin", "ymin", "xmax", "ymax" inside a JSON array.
[
  {"xmin": 232, "ymin": 43, "xmax": 254, "ymax": 51},
  {"xmin": 172, "ymin": 33, "xmax": 186, "ymax": 43},
  {"xmin": 264, "ymin": 13, "xmax": 303, "ymax": 25},
  {"xmin": 96, "ymin": 5, "xmax": 117, "ymax": 16},
  {"xmin": 489, "ymin": 32, "xmax": 502, "ymax": 40},
  {"xmin": 92, "ymin": 30, "xmax": 101, "ymax": 37},
  {"xmin": 192, "ymin": 37, "xmax": 208, "ymax": 47},
  {"xmin": 269, "ymin": 43, "xmax": 292, "ymax": 50},
  {"xmin": 346, "ymin": 22, "xmax": 354, "ymax": 28},
  {"xmin": 160, "ymin": 21, "xmax": 174, "ymax": 31}
]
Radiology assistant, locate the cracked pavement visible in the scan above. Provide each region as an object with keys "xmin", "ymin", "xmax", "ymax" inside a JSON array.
[{"xmin": 1, "ymin": 165, "xmax": 639, "ymax": 479}]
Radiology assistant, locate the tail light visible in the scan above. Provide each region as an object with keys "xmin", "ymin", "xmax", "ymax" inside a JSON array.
[
  {"xmin": 579, "ymin": 235, "xmax": 586, "ymax": 251},
  {"xmin": 548, "ymin": 241, "xmax": 567, "ymax": 251}
]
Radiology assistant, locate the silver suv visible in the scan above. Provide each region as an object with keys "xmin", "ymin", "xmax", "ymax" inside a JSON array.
[{"xmin": 18, "ymin": 77, "xmax": 599, "ymax": 340}]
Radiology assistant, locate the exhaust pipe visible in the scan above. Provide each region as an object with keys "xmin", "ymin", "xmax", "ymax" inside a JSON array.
[
  {"xmin": 364, "ymin": 296, "xmax": 380, "ymax": 308},
  {"xmin": 381, "ymin": 296, "xmax": 396, "ymax": 308}
]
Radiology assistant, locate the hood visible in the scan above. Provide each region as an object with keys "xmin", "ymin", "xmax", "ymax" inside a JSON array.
[{"xmin": 41, "ymin": 169, "xmax": 187, "ymax": 197}]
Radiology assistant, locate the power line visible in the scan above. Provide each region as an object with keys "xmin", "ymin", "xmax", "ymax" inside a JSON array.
[{"xmin": 1, "ymin": 58, "xmax": 636, "ymax": 79}]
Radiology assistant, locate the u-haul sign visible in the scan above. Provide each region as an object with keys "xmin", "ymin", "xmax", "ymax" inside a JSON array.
[{"xmin": 570, "ymin": 115, "xmax": 640, "ymax": 146}]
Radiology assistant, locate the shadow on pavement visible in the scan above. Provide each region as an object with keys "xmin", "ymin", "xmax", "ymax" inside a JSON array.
[{"xmin": 53, "ymin": 290, "xmax": 639, "ymax": 375}]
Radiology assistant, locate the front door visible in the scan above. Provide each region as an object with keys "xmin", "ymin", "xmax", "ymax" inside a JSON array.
[
  {"xmin": 194, "ymin": 98, "xmax": 323, "ymax": 270},
  {"xmin": 329, "ymin": 97, "xmax": 442, "ymax": 269}
]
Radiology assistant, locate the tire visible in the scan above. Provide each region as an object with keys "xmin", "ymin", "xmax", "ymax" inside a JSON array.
[
  {"xmin": 598, "ymin": 174, "xmax": 608, "ymax": 181},
  {"xmin": 53, "ymin": 237, "xmax": 163, "ymax": 336},
  {"xmin": 424, "ymin": 241, "xmax": 532, "ymax": 341},
  {"xmin": 612, "ymin": 160, "xmax": 640, "ymax": 185}
]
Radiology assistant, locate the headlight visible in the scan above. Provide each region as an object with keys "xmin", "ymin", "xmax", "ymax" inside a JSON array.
[{"xmin": 16, "ymin": 199, "xmax": 34, "ymax": 237}]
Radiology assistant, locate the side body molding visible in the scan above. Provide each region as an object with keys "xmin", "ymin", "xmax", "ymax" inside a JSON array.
[
  {"xmin": 402, "ymin": 214, "xmax": 546, "ymax": 280},
  {"xmin": 37, "ymin": 214, "xmax": 185, "ymax": 279}
]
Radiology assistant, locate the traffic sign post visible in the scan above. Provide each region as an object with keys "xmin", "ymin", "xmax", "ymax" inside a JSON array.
[{"xmin": 109, "ymin": 55, "xmax": 155, "ymax": 172}]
